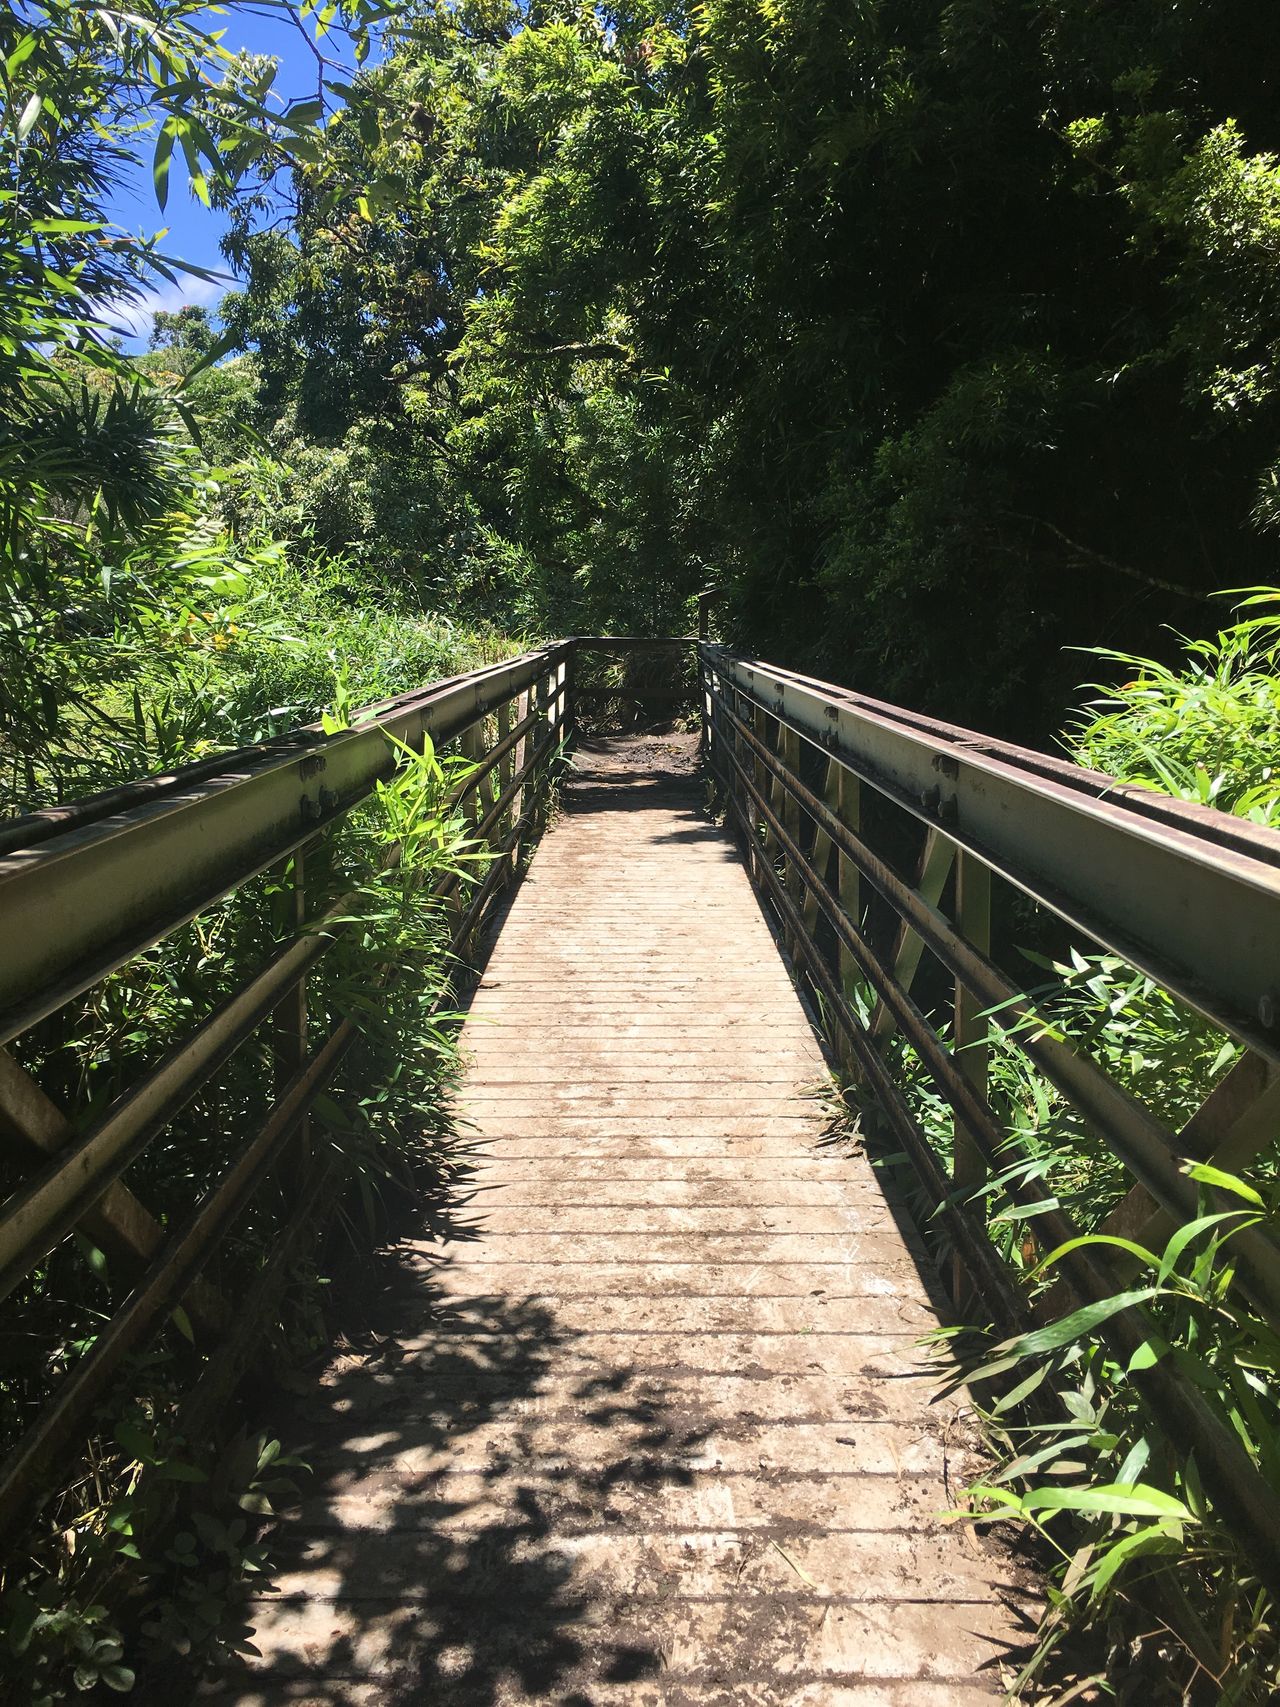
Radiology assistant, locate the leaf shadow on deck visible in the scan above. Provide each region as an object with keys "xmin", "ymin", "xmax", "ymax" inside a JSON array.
[
  {"xmin": 555, "ymin": 747, "xmax": 740, "ymax": 870},
  {"xmin": 199, "ymin": 1243, "xmax": 714, "ymax": 1706}
]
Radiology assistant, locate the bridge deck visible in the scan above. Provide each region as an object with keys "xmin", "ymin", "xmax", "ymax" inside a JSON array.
[{"xmin": 229, "ymin": 736, "xmax": 1033, "ymax": 1703}]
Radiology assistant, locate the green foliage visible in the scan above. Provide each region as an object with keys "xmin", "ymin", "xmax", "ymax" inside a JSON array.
[
  {"xmin": 0, "ymin": 437, "xmax": 516, "ymax": 813},
  {"xmin": 1069, "ymin": 592, "xmax": 1280, "ymax": 824},
  {"xmin": 0, "ymin": 0, "xmax": 375, "ymax": 567},
  {"xmin": 881, "ymin": 947, "xmax": 1235, "ymax": 1241},
  {"xmin": 0, "ymin": 1416, "xmax": 305, "ymax": 1700},
  {"xmin": 873, "ymin": 946, "xmax": 1277, "ymax": 1697},
  {"xmin": 963, "ymin": 1180, "xmax": 1280, "ymax": 1702},
  {"xmin": 134, "ymin": 1431, "xmax": 302, "ymax": 1669},
  {"xmin": 0, "ymin": 0, "xmax": 449, "ymax": 817},
  {"xmin": 863, "ymin": 603, "xmax": 1280, "ymax": 1699},
  {"xmin": 0, "ymin": 9, "xmax": 519, "ymax": 1699},
  {"xmin": 215, "ymin": 0, "xmax": 1280, "ymax": 728},
  {"xmin": 149, "ymin": 308, "xmax": 216, "ymax": 362},
  {"xmin": 221, "ymin": 0, "xmax": 713, "ymax": 636},
  {"xmin": 8, "ymin": 0, "xmax": 1280, "ymax": 1698},
  {"xmin": 1, "ymin": 718, "xmax": 492, "ymax": 1701},
  {"xmin": 1, "ymin": 1591, "xmax": 133, "ymax": 1706},
  {"xmin": 16, "ymin": 0, "xmax": 1263, "ymax": 737}
]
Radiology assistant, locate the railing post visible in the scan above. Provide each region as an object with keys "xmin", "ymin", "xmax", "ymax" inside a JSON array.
[
  {"xmin": 713, "ymin": 674, "xmax": 752, "ymax": 877},
  {"xmin": 0, "ymin": 1050, "xmax": 227, "ymax": 1338},
  {"xmin": 721, "ymin": 678, "xmax": 742, "ymax": 827},
  {"xmin": 726, "ymin": 681, "xmax": 743, "ymax": 823},
  {"xmin": 703, "ymin": 652, "xmax": 723, "ymax": 761},
  {"xmin": 461, "ymin": 719, "xmax": 491, "ymax": 937},
  {"xmin": 496, "ymin": 698, "xmax": 514, "ymax": 845},
  {"xmin": 778, "ymin": 723, "xmax": 803, "ymax": 949},
  {"xmin": 825, "ymin": 759, "xmax": 863, "ymax": 1077},
  {"xmin": 745, "ymin": 691, "xmax": 768, "ymax": 885},
  {"xmin": 871, "ymin": 828, "xmax": 956, "ymax": 1039},
  {"xmin": 760, "ymin": 712, "xmax": 782, "ymax": 862},
  {"xmin": 272, "ymin": 846, "xmax": 309, "ymax": 1172},
  {"xmin": 953, "ymin": 848, "xmax": 991, "ymax": 1294},
  {"xmin": 511, "ymin": 686, "xmax": 531, "ymax": 869},
  {"xmin": 802, "ymin": 756, "xmax": 860, "ymax": 949},
  {"xmin": 723, "ymin": 690, "xmax": 762, "ymax": 892},
  {"xmin": 459, "ymin": 720, "xmax": 487, "ymax": 833},
  {"xmin": 553, "ymin": 650, "xmax": 568, "ymax": 748},
  {"xmin": 560, "ymin": 645, "xmax": 575, "ymax": 750},
  {"xmin": 705, "ymin": 665, "xmax": 721, "ymax": 777},
  {"xmin": 835, "ymin": 764, "xmax": 861, "ymax": 985},
  {"xmin": 533, "ymin": 665, "xmax": 553, "ymax": 838}
]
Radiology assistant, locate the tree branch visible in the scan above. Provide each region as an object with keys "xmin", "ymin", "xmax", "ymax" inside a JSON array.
[
  {"xmin": 506, "ymin": 339, "xmax": 633, "ymax": 366},
  {"xmin": 1001, "ymin": 511, "xmax": 1211, "ymax": 602}
]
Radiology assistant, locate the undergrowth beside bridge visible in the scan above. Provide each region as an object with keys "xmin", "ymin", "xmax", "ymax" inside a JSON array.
[
  {"xmin": 0, "ymin": 727, "xmax": 493, "ymax": 1703},
  {"xmin": 840, "ymin": 601, "xmax": 1280, "ymax": 1704}
]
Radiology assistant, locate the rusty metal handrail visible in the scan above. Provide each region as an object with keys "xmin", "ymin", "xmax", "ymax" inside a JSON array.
[
  {"xmin": 699, "ymin": 643, "xmax": 1280, "ymax": 1597},
  {"xmin": 0, "ymin": 645, "xmax": 573, "ymax": 1046},
  {"xmin": 704, "ymin": 648, "xmax": 1280, "ymax": 1059},
  {"xmin": 0, "ymin": 644, "xmax": 572, "ymax": 1541}
]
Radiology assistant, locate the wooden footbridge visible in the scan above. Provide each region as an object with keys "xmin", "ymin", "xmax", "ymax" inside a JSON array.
[{"xmin": 2, "ymin": 636, "xmax": 1280, "ymax": 1702}]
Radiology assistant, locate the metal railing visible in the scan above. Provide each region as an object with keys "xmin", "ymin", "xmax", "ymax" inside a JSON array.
[
  {"xmin": 0, "ymin": 631, "xmax": 706, "ymax": 1549},
  {"xmin": 700, "ymin": 644, "xmax": 1280, "ymax": 1596},
  {"xmin": 0, "ymin": 642, "xmax": 575, "ymax": 1540}
]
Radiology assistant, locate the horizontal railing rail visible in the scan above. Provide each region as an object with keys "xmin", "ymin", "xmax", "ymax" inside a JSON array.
[
  {"xmin": 699, "ymin": 643, "xmax": 1280, "ymax": 1597},
  {"xmin": 567, "ymin": 634, "xmax": 698, "ymax": 732},
  {"xmin": 705, "ymin": 652, "xmax": 1280, "ymax": 1058},
  {"xmin": 0, "ymin": 645, "xmax": 573, "ymax": 1047},
  {"xmin": 0, "ymin": 642, "xmax": 572, "ymax": 1541}
]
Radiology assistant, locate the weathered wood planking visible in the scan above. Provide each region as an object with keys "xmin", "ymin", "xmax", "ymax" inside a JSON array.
[{"xmin": 211, "ymin": 734, "xmax": 1035, "ymax": 1705}]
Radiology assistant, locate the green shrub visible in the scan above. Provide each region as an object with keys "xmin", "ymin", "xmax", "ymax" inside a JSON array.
[{"xmin": 1068, "ymin": 591, "xmax": 1280, "ymax": 825}]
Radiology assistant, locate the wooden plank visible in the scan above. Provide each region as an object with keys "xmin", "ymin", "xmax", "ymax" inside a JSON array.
[{"xmin": 224, "ymin": 732, "xmax": 1032, "ymax": 1702}]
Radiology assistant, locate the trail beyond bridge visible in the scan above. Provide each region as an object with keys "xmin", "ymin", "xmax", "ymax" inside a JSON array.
[
  {"xmin": 3, "ymin": 639, "xmax": 1280, "ymax": 1705},
  {"xmin": 227, "ymin": 734, "xmax": 1033, "ymax": 1701}
]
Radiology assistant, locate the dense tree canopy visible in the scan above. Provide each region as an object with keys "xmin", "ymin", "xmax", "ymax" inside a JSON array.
[
  {"xmin": 12, "ymin": 0, "xmax": 1278, "ymax": 746},
  {"xmin": 216, "ymin": 0, "xmax": 1280, "ymax": 733},
  {"xmin": 0, "ymin": 0, "xmax": 496, "ymax": 810}
]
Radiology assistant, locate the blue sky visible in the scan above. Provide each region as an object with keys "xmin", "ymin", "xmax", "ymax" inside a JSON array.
[{"xmin": 105, "ymin": 5, "xmax": 374, "ymax": 346}]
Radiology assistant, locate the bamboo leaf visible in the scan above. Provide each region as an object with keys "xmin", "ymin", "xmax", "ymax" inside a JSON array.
[
  {"xmin": 16, "ymin": 92, "xmax": 41, "ymax": 139},
  {"xmin": 5, "ymin": 34, "xmax": 37, "ymax": 75},
  {"xmin": 1001, "ymin": 1289, "xmax": 1160, "ymax": 1357},
  {"xmin": 1158, "ymin": 1211, "xmax": 1254, "ymax": 1284},
  {"xmin": 1023, "ymin": 1482, "xmax": 1192, "ymax": 1519},
  {"xmin": 1088, "ymin": 1522, "xmax": 1182, "ymax": 1602},
  {"xmin": 153, "ymin": 121, "xmax": 176, "ymax": 211},
  {"xmin": 1031, "ymin": 1235, "xmax": 1161, "ymax": 1280},
  {"xmin": 1183, "ymin": 1162, "xmax": 1264, "ymax": 1207}
]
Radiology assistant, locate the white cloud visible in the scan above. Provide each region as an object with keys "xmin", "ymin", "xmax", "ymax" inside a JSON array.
[{"xmin": 105, "ymin": 273, "xmax": 227, "ymax": 345}]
